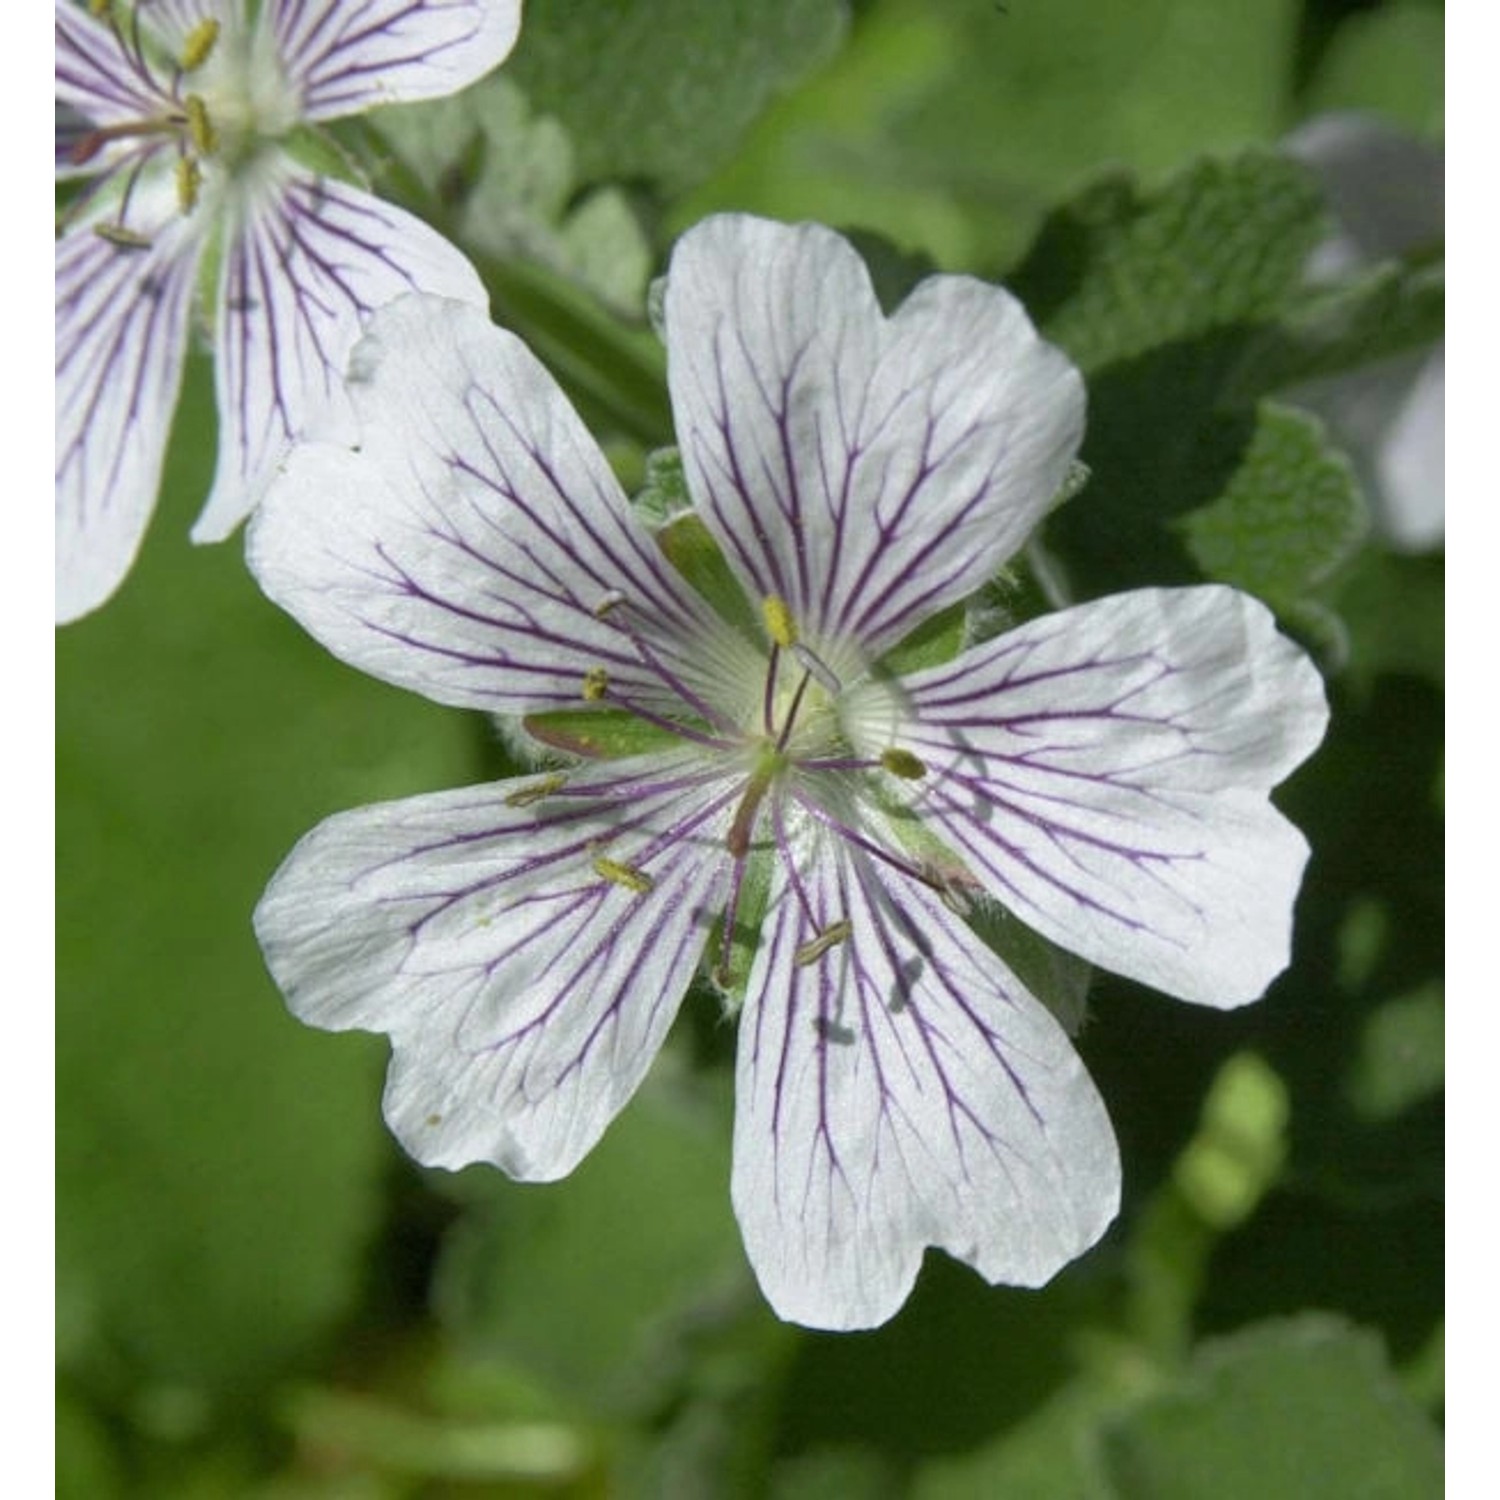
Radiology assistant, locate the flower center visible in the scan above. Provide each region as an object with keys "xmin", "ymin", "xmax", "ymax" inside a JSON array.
[{"xmin": 72, "ymin": 5, "xmax": 299, "ymax": 247}]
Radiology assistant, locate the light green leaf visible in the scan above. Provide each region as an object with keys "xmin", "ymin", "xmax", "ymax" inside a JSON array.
[
  {"xmin": 1176, "ymin": 400, "xmax": 1368, "ymax": 609},
  {"xmin": 1303, "ymin": 3, "xmax": 1444, "ymax": 139},
  {"xmin": 506, "ymin": 0, "xmax": 850, "ymax": 195},
  {"xmin": 1099, "ymin": 1315, "xmax": 1444, "ymax": 1500},
  {"xmin": 368, "ymin": 74, "xmax": 652, "ymax": 314},
  {"xmin": 433, "ymin": 1068, "xmax": 753, "ymax": 1415},
  {"xmin": 677, "ymin": 0, "xmax": 1301, "ymax": 271}
]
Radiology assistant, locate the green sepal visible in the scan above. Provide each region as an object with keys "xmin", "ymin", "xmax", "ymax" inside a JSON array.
[
  {"xmin": 277, "ymin": 124, "xmax": 369, "ymax": 190},
  {"xmin": 631, "ymin": 445, "xmax": 693, "ymax": 529},
  {"xmin": 705, "ymin": 848, "xmax": 774, "ymax": 1010},
  {"xmin": 520, "ymin": 708, "xmax": 686, "ymax": 761},
  {"xmin": 874, "ymin": 600, "xmax": 968, "ymax": 679},
  {"xmin": 655, "ymin": 512, "xmax": 764, "ymax": 644}
]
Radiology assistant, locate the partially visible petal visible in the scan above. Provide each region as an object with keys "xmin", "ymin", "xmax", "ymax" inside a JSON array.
[
  {"xmin": 269, "ymin": 0, "xmax": 522, "ymax": 122},
  {"xmin": 195, "ymin": 165, "xmax": 489, "ymax": 543},
  {"xmin": 887, "ymin": 586, "xmax": 1329, "ymax": 1008},
  {"xmin": 55, "ymin": 0, "xmax": 163, "ymax": 126},
  {"xmin": 255, "ymin": 755, "xmax": 738, "ymax": 1179},
  {"xmin": 247, "ymin": 291, "xmax": 734, "ymax": 717},
  {"xmin": 666, "ymin": 214, "xmax": 1084, "ymax": 659},
  {"xmin": 56, "ymin": 196, "xmax": 205, "ymax": 623},
  {"xmin": 732, "ymin": 827, "xmax": 1119, "ymax": 1331}
]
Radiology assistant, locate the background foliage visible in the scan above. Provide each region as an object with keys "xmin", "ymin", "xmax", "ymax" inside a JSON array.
[{"xmin": 57, "ymin": 0, "xmax": 1443, "ymax": 1493}]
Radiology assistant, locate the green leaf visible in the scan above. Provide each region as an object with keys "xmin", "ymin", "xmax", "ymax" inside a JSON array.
[
  {"xmin": 1098, "ymin": 1315, "xmax": 1444, "ymax": 1500},
  {"xmin": 1012, "ymin": 153, "xmax": 1326, "ymax": 376},
  {"xmin": 367, "ymin": 74, "xmax": 652, "ymax": 315},
  {"xmin": 1344, "ymin": 983, "xmax": 1444, "ymax": 1123},
  {"xmin": 1175, "ymin": 400, "xmax": 1367, "ymax": 610},
  {"xmin": 1302, "ymin": 3, "xmax": 1445, "ymax": 138},
  {"xmin": 677, "ymin": 0, "xmax": 1301, "ymax": 272},
  {"xmin": 433, "ymin": 1068, "xmax": 754, "ymax": 1415},
  {"xmin": 57, "ymin": 362, "xmax": 485, "ymax": 1403},
  {"xmin": 506, "ymin": 0, "xmax": 850, "ymax": 195},
  {"xmin": 1008, "ymin": 154, "xmax": 1372, "ymax": 630}
]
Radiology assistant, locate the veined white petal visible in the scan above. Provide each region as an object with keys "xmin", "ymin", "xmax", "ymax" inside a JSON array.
[
  {"xmin": 255, "ymin": 754, "xmax": 739, "ymax": 1179},
  {"xmin": 55, "ymin": 0, "xmax": 165, "ymax": 126},
  {"xmin": 247, "ymin": 292, "xmax": 731, "ymax": 716},
  {"xmin": 269, "ymin": 0, "xmax": 522, "ymax": 121},
  {"xmin": 56, "ymin": 191, "xmax": 206, "ymax": 623},
  {"xmin": 732, "ymin": 828, "xmax": 1119, "ymax": 1331},
  {"xmin": 195, "ymin": 165, "xmax": 489, "ymax": 543},
  {"xmin": 891, "ymin": 586, "xmax": 1330, "ymax": 1009},
  {"xmin": 665, "ymin": 214, "xmax": 1085, "ymax": 659}
]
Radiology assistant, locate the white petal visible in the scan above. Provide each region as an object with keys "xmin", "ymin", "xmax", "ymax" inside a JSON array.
[
  {"xmin": 665, "ymin": 214, "xmax": 1085, "ymax": 659},
  {"xmin": 269, "ymin": 0, "xmax": 522, "ymax": 121},
  {"xmin": 194, "ymin": 165, "xmax": 490, "ymax": 543},
  {"xmin": 255, "ymin": 755, "xmax": 739, "ymax": 1179},
  {"xmin": 55, "ymin": 0, "xmax": 163, "ymax": 125},
  {"xmin": 890, "ymin": 586, "xmax": 1329, "ymax": 1008},
  {"xmin": 732, "ymin": 828, "xmax": 1119, "ymax": 1331},
  {"xmin": 247, "ymin": 292, "xmax": 730, "ymax": 716},
  {"xmin": 1375, "ymin": 347, "xmax": 1444, "ymax": 551},
  {"xmin": 56, "ymin": 200, "xmax": 205, "ymax": 623}
]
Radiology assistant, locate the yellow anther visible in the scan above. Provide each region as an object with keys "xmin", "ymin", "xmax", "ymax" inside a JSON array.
[
  {"xmin": 184, "ymin": 94, "xmax": 217, "ymax": 155},
  {"xmin": 180, "ymin": 18, "xmax": 220, "ymax": 71},
  {"xmin": 88, "ymin": 0, "xmax": 110, "ymax": 16},
  {"xmin": 794, "ymin": 920, "xmax": 853, "ymax": 967},
  {"xmin": 175, "ymin": 156, "xmax": 201, "ymax": 213},
  {"xmin": 94, "ymin": 222, "xmax": 152, "ymax": 250},
  {"xmin": 592, "ymin": 856, "xmax": 654, "ymax": 894},
  {"xmin": 581, "ymin": 667, "xmax": 609, "ymax": 702},
  {"xmin": 503, "ymin": 773, "xmax": 568, "ymax": 808},
  {"xmin": 880, "ymin": 747, "xmax": 928, "ymax": 780},
  {"xmin": 762, "ymin": 595, "xmax": 799, "ymax": 649},
  {"xmin": 593, "ymin": 590, "xmax": 626, "ymax": 618}
]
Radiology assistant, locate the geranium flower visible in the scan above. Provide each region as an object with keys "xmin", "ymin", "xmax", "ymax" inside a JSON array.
[
  {"xmin": 55, "ymin": 0, "xmax": 522, "ymax": 623},
  {"xmin": 249, "ymin": 215, "xmax": 1329, "ymax": 1330}
]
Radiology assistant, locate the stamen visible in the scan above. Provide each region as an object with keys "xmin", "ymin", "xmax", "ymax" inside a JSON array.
[
  {"xmin": 93, "ymin": 222, "xmax": 153, "ymax": 250},
  {"xmin": 592, "ymin": 590, "xmax": 627, "ymax": 618},
  {"xmin": 592, "ymin": 855, "xmax": 654, "ymax": 894},
  {"xmin": 726, "ymin": 768, "xmax": 774, "ymax": 859},
  {"xmin": 184, "ymin": 94, "xmax": 217, "ymax": 155},
  {"xmin": 880, "ymin": 747, "xmax": 928, "ymax": 780},
  {"xmin": 794, "ymin": 920, "xmax": 852, "ymax": 967},
  {"xmin": 180, "ymin": 18, "xmax": 221, "ymax": 72},
  {"xmin": 503, "ymin": 773, "xmax": 568, "ymax": 808},
  {"xmin": 581, "ymin": 667, "xmax": 610, "ymax": 702},
  {"xmin": 88, "ymin": 0, "xmax": 110, "ymax": 15},
  {"xmin": 762, "ymin": 595, "xmax": 798, "ymax": 649},
  {"xmin": 175, "ymin": 156, "xmax": 201, "ymax": 213}
]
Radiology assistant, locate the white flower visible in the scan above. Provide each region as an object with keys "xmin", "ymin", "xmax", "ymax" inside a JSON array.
[
  {"xmin": 248, "ymin": 215, "xmax": 1329, "ymax": 1331},
  {"xmin": 55, "ymin": 0, "xmax": 522, "ymax": 623}
]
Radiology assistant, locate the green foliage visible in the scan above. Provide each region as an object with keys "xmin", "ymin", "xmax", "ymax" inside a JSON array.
[
  {"xmin": 1008, "ymin": 152, "xmax": 1375, "ymax": 636},
  {"xmin": 367, "ymin": 74, "xmax": 652, "ymax": 314},
  {"xmin": 1098, "ymin": 1316, "xmax": 1443, "ymax": 1499},
  {"xmin": 434, "ymin": 1067, "xmax": 756, "ymax": 1416},
  {"xmin": 677, "ymin": 0, "xmax": 1300, "ymax": 270},
  {"xmin": 505, "ymin": 0, "xmax": 850, "ymax": 194}
]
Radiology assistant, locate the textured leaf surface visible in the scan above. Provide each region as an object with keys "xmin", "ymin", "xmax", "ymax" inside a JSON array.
[{"xmin": 505, "ymin": 0, "xmax": 849, "ymax": 194}]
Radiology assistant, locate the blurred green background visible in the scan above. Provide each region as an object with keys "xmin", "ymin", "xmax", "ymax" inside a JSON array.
[{"xmin": 57, "ymin": 0, "xmax": 1443, "ymax": 1493}]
